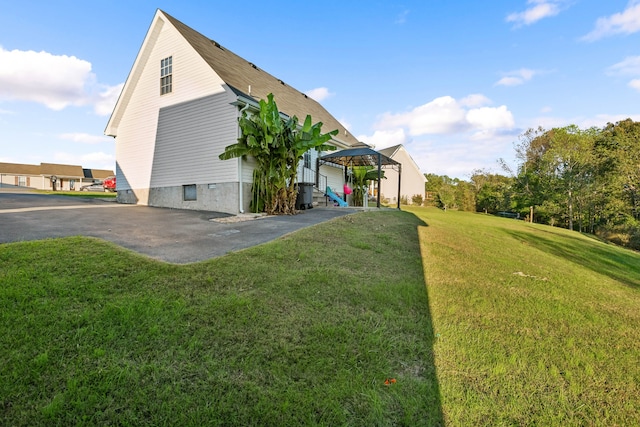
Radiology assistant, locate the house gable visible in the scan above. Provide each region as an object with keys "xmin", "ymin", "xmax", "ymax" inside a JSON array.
[
  {"xmin": 378, "ymin": 145, "xmax": 426, "ymax": 203},
  {"xmin": 105, "ymin": 9, "xmax": 359, "ymax": 213},
  {"xmin": 106, "ymin": 10, "xmax": 229, "ymax": 137},
  {"xmin": 379, "ymin": 145, "xmax": 425, "ymax": 182},
  {"xmin": 105, "ymin": 9, "xmax": 239, "ymax": 200}
]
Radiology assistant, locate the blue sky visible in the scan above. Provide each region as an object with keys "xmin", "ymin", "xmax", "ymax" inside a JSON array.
[{"xmin": 1, "ymin": 1, "xmax": 639, "ymax": 178}]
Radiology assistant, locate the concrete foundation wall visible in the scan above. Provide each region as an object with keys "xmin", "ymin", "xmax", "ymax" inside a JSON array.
[
  {"xmin": 118, "ymin": 182, "xmax": 252, "ymax": 215},
  {"xmin": 117, "ymin": 188, "xmax": 148, "ymax": 205},
  {"xmin": 149, "ymin": 182, "xmax": 239, "ymax": 214}
]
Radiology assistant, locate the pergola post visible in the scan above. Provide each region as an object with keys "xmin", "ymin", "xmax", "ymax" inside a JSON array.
[
  {"xmin": 344, "ymin": 162, "xmax": 349, "ymax": 203},
  {"xmin": 397, "ymin": 164, "xmax": 402, "ymax": 210},
  {"xmin": 377, "ymin": 153, "xmax": 382, "ymax": 208}
]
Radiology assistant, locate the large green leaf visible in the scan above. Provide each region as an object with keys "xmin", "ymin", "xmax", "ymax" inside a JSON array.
[{"xmin": 219, "ymin": 93, "xmax": 339, "ymax": 214}]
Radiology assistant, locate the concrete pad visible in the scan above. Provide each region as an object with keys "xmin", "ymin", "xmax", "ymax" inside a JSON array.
[{"xmin": 0, "ymin": 191, "xmax": 358, "ymax": 263}]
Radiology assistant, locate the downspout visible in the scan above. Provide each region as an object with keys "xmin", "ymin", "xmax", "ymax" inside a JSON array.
[{"xmin": 237, "ymin": 102, "xmax": 251, "ymax": 213}]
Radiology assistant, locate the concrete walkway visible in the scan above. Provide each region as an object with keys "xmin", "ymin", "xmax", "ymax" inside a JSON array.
[{"xmin": 0, "ymin": 191, "xmax": 359, "ymax": 263}]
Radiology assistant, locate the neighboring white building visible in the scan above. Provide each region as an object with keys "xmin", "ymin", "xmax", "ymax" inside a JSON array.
[
  {"xmin": 377, "ymin": 145, "xmax": 426, "ymax": 205},
  {"xmin": 105, "ymin": 9, "xmax": 359, "ymax": 214}
]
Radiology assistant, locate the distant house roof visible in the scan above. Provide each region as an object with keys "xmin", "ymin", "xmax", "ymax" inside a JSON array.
[
  {"xmin": 157, "ymin": 11, "xmax": 356, "ymax": 147},
  {"xmin": 378, "ymin": 145, "xmax": 402, "ymax": 158},
  {"xmin": 40, "ymin": 163, "xmax": 84, "ymax": 177},
  {"xmin": 84, "ymin": 168, "xmax": 114, "ymax": 179},
  {"xmin": 377, "ymin": 144, "xmax": 425, "ymax": 179},
  {"xmin": 0, "ymin": 162, "xmax": 114, "ymax": 178},
  {"xmin": 0, "ymin": 162, "xmax": 41, "ymax": 175}
]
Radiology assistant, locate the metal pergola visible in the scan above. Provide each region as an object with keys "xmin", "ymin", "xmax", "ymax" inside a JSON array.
[{"xmin": 319, "ymin": 147, "xmax": 402, "ymax": 209}]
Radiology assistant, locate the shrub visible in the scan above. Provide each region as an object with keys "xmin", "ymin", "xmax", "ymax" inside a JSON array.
[
  {"xmin": 411, "ymin": 194, "xmax": 424, "ymax": 206},
  {"xmin": 596, "ymin": 220, "xmax": 640, "ymax": 251}
]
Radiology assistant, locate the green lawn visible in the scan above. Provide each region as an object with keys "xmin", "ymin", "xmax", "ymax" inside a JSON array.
[
  {"xmin": 408, "ymin": 206, "xmax": 640, "ymax": 425},
  {"xmin": 1, "ymin": 208, "xmax": 638, "ymax": 425},
  {"xmin": 34, "ymin": 190, "xmax": 117, "ymax": 199},
  {"xmin": 0, "ymin": 210, "xmax": 438, "ymax": 426}
]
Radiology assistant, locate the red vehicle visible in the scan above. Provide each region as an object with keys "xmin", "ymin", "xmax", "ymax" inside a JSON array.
[{"xmin": 103, "ymin": 175, "xmax": 116, "ymax": 192}]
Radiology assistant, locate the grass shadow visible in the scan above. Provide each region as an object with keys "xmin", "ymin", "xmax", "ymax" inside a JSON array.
[
  {"xmin": 506, "ymin": 227, "xmax": 640, "ymax": 289},
  {"xmin": 399, "ymin": 211, "xmax": 444, "ymax": 425}
]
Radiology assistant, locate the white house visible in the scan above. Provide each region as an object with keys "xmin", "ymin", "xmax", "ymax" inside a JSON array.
[
  {"xmin": 377, "ymin": 145, "xmax": 426, "ymax": 205},
  {"xmin": 105, "ymin": 9, "xmax": 360, "ymax": 214}
]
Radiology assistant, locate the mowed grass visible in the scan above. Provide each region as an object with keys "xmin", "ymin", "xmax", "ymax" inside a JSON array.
[
  {"xmin": 406, "ymin": 206, "xmax": 640, "ymax": 425},
  {"xmin": 34, "ymin": 190, "xmax": 117, "ymax": 199},
  {"xmin": 2, "ymin": 208, "xmax": 639, "ymax": 426},
  {"xmin": 0, "ymin": 211, "xmax": 441, "ymax": 426}
]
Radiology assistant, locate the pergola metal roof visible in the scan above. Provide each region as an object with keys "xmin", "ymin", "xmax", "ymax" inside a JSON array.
[
  {"xmin": 319, "ymin": 147, "xmax": 400, "ymax": 169},
  {"xmin": 320, "ymin": 147, "xmax": 402, "ymax": 209}
]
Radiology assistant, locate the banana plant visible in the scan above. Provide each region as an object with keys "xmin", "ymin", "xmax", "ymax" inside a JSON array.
[
  {"xmin": 350, "ymin": 166, "xmax": 385, "ymax": 207},
  {"xmin": 219, "ymin": 93, "xmax": 337, "ymax": 214}
]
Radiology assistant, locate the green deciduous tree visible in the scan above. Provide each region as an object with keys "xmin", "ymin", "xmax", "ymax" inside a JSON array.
[{"xmin": 471, "ymin": 169, "xmax": 514, "ymax": 214}]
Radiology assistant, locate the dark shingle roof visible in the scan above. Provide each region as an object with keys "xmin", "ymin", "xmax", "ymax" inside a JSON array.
[
  {"xmin": 378, "ymin": 145, "xmax": 401, "ymax": 158},
  {"xmin": 87, "ymin": 169, "xmax": 115, "ymax": 179},
  {"xmin": 161, "ymin": 10, "xmax": 356, "ymax": 147}
]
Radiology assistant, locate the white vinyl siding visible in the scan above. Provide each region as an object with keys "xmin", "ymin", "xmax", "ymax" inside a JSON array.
[
  {"xmin": 379, "ymin": 146, "xmax": 426, "ymax": 203},
  {"xmin": 150, "ymin": 93, "xmax": 238, "ymax": 187},
  {"xmin": 242, "ymin": 156, "xmax": 257, "ymax": 183},
  {"xmin": 322, "ymin": 163, "xmax": 344, "ymax": 193},
  {"xmin": 112, "ymin": 13, "xmax": 230, "ymax": 194}
]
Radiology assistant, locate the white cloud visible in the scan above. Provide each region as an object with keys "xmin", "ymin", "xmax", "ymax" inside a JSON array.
[
  {"xmin": 578, "ymin": 113, "xmax": 640, "ymax": 128},
  {"xmin": 53, "ymin": 151, "xmax": 115, "ymax": 170},
  {"xmin": 466, "ymin": 106, "xmax": 515, "ymax": 130},
  {"xmin": 358, "ymin": 95, "xmax": 518, "ymax": 177},
  {"xmin": 59, "ymin": 132, "xmax": 111, "ymax": 145},
  {"xmin": 377, "ymin": 96, "xmax": 468, "ymax": 135},
  {"xmin": 541, "ymin": 106, "xmax": 553, "ymax": 113},
  {"xmin": 338, "ymin": 117, "xmax": 352, "ymax": 131},
  {"xmin": 374, "ymin": 95, "xmax": 515, "ymax": 137},
  {"xmin": 395, "ymin": 9, "xmax": 409, "ymax": 25},
  {"xmin": 630, "ymin": 79, "xmax": 640, "ymax": 91},
  {"xmin": 495, "ymin": 68, "xmax": 537, "ymax": 86},
  {"xmin": 409, "ymin": 135, "xmax": 518, "ymax": 178},
  {"xmin": 357, "ymin": 129, "xmax": 409, "ymax": 149},
  {"xmin": 459, "ymin": 94, "xmax": 491, "ymax": 107},
  {"xmin": 93, "ymin": 83, "xmax": 123, "ymax": 116},
  {"xmin": 506, "ymin": 0, "xmax": 563, "ymax": 27},
  {"xmin": 305, "ymin": 87, "xmax": 334, "ymax": 102},
  {"xmin": 0, "ymin": 46, "xmax": 121, "ymax": 115},
  {"xmin": 582, "ymin": 1, "xmax": 640, "ymax": 41},
  {"xmin": 525, "ymin": 113, "xmax": 640, "ymax": 131},
  {"xmin": 607, "ymin": 55, "xmax": 640, "ymax": 75},
  {"xmin": 606, "ymin": 55, "xmax": 640, "ymax": 91}
]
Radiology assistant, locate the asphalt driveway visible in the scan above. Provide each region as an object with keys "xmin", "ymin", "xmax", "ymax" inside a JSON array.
[{"xmin": 0, "ymin": 191, "xmax": 357, "ymax": 263}]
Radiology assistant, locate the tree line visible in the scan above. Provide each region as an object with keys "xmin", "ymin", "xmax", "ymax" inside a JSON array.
[{"xmin": 425, "ymin": 118, "xmax": 640, "ymax": 250}]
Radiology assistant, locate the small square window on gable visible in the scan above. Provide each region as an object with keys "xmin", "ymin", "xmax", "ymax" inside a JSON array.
[{"xmin": 160, "ymin": 56, "xmax": 172, "ymax": 95}]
